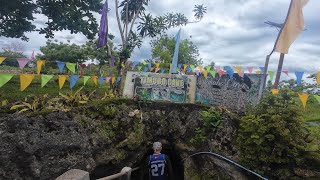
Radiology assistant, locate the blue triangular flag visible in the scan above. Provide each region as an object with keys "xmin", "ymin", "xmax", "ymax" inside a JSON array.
[
  {"xmin": 144, "ymin": 66, "xmax": 148, "ymax": 72},
  {"xmin": 161, "ymin": 69, "xmax": 166, "ymax": 73},
  {"xmin": 227, "ymin": 69, "xmax": 234, "ymax": 79},
  {"xmin": 178, "ymin": 64, "xmax": 182, "ymax": 69},
  {"xmin": 224, "ymin": 66, "xmax": 232, "ymax": 71},
  {"xmin": 99, "ymin": 76, "xmax": 104, "ymax": 85},
  {"xmin": 295, "ymin": 71, "xmax": 304, "ymax": 85},
  {"xmin": 148, "ymin": 63, "xmax": 152, "ymax": 69},
  {"xmin": 259, "ymin": 67, "xmax": 265, "ymax": 72},
  {"xmin": 56, "ymin": 61, "xmax": 66, "ymax": 73},
  {"xmin": 70, "ymin": 75, "xmax": 79, "ymax": 89},
  {"xmin": 186, "ymin": 67, "xmax": 192, "ymax": 73}
]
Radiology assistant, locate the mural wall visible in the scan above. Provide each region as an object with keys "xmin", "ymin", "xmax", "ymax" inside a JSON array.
[
  {"xmin": 123, "ymin": 72, "xmax": 197, "ymax": 103},
  {"xmin": 196, "ymin": 74, "xmax": 263, "ymax": 110}
]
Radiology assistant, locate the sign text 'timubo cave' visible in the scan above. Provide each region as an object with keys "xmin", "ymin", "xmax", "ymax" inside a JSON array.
[
  {"xmin": 123, "ymin": 72, "xmax": 196, "ymax": 103},
  {"xmin": 196, "ymin": 74, "xmax": 263, "ymax": 110}
]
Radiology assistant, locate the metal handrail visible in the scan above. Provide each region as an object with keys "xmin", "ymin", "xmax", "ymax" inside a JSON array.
[
  {"xmin": 183, "ymin": 152, "xmax": 268, "ymax": 180},
  {"xmin": 97, "ymin": 167, "xmax": 140, "ymax": 180}
]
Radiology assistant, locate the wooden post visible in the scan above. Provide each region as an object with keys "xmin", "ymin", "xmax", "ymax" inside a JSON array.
[
  {"xmin": 273, "ymin": 53, "xmax": 285, "ymax": 89},
  {"xmin": 258, "ymin": 55, "xmax": 271, "ymax": 101}
]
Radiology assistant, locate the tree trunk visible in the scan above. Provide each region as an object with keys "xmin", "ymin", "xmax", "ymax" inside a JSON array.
[{"xmin": 273, "ymin": 53, "xmax": 285, "ymax": 89}]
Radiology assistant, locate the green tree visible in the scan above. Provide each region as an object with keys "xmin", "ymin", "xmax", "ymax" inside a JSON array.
[
  {"xmin": 0, "ymin": 0, "xmax": 101, "ymax": 41},
  {"xmin": 150, "ymin": 34, "xmax": 203, "ymax": 66},
  {"xmin": 237, "ymin": 89, "xmax": 313, "ymax": 179}
]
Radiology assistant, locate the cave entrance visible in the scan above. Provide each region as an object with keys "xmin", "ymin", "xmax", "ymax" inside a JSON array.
[{"xmin": 131, "ymin": 142, "xmax": 184, "ymax": 180}]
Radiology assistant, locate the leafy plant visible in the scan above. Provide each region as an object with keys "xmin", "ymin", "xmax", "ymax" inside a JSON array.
[
  {"xmin": 237, "ymin": 89, "xmax": 315, "ymax": 179},
  {"xmin": 58, "ymin": 86, "xmax": 95, "ymax": 107},
  {"xmin": 10, "ymin": 94, "xmax": 49, "ymax": 113}
]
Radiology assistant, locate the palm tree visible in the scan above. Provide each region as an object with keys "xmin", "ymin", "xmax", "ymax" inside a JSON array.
[
  {"xmin": 193, "ymin": 4, "xmax": 207, "ymax": 21},
  {"xmin": 174, "ymin": 13, "xmax": 188, "ymax": 26}
]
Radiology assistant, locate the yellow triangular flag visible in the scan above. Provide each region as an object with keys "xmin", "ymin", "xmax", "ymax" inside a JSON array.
[
  {"xmin": 256, "ymin": 70, "xmax": 261, "ymax": 74},
  {"xmin": 112, "ymin": 77, "xmax": 116, "ymax": 84},
  {"xmin": 92, "ymin": 76, "xmax": 98, "ymax": 85},
  {"xmin": 234, "ymin": 66, "xmax": 241, "ymax": 75},
  {"xmin": 20, "ymin": 74, "xmax": 35, "ymax": 91},
  {"xmin": 37, "ymin": 60, "xmax": 45, "ymax": 75},
  {"xmin": 199, "ymin": 66, "xmax": 203, "ymax": 72},
  {"xmin": 317, "ymin": 72, "xmax": 320, "ymax": 85},
  {"xmin": 298, "ymin": 93, "xmax": 309, "ymax": 110},
  {"xmin": 0, "ymin": 57, "xmax": 6, "ymax": 64},
  {"xmin": 58, "ymin": 75, "xmax": 67, "ymax": 90},
  {"xmin": 155, "ymin": 63, "xmax": 160, "ymax": 68},
  {"xmin": 271, "ymin": 89, "xmax": 279, "ymax": 95},
  {"xmin": 203, "ymin": 70, "xmax": 208, "ymax": 79}
]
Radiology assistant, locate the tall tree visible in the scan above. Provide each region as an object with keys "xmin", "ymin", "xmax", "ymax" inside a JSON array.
[
  {"xmin": 0, "ymin": 0, "xmax": 101, "ymax": 41},
  {"xmin": 150, "ymin": 34, "xmax": 203, "ymax": 66}
]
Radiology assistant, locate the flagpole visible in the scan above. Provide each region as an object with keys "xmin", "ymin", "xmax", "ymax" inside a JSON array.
[{"xmin": 273, "ymin": 53, "xmax": 285, "ymax": 89}]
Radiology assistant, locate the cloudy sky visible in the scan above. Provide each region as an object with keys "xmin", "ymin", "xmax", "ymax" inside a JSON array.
[{"xmin": 0, "ymin": 0, "xmax": 319, "ymax": 81}]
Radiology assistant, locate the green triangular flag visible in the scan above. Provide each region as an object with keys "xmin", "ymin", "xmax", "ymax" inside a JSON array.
[
  {"xmin": 176, "ymin": 68, "xmax": 179, "ymax": 72},
  {"xmin": 41, "ymin": 75, "xmax": 53, "ymax": 87},
  {"xmin": 83, "ymin": 76, "xmax": 90, "ymax": 86},
  {"xmin": 66, "ymin": 63, "xmax": 76, "ymax": 73},
  {"xmin": 206, "ymin": 65, "xmax": 211, "ymax": 71},
  {"xmin": 137, "ymin": 66, "xmax": 142, "ymax": 71},
  {"xmin": 0, "ymin": 74, "xmax": 14, "ymax": 88},
  {"xmin": 315, "ymin": 95, "xmax": 320, "ymax": 104},
  {"xmin": 190, "ymin": 65, "xmax": 195, "ymax": 71},
  {"xmin": 209, "ymin": 70, "xmax": 216, "ymax": 77},
  {"xmin": 142, "ymin": 62, "xmax": 148, "ymax": 66},
  {"xmin": 268, "ymin": 71, "xmax": 275, "ymax": 81}
]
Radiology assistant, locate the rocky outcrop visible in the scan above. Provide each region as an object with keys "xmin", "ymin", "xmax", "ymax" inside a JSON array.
[{"xmin": 0, "ymin": 99, "xmax": 241, "ymax": 180}]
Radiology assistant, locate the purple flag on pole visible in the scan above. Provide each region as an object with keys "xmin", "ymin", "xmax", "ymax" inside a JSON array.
[{"xmin": 97, "ymin": 1, "xmax": 108, "ymax": 48}]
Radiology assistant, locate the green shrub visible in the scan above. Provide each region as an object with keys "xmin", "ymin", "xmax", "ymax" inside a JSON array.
[{"xmin": 237, "ymin": 89, "xmax": 312, "ymax": 179}]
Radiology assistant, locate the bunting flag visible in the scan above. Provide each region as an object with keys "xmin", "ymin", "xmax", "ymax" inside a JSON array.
[
  {"xmin": 17, "ymin": 58, "xmax": 31, "ymax": 69},
  {"xmin": 56, "ymin": 61, "xmax": 66, "ymax": 73},
  {"xmin": 97, "ymin": 0, "xmax": 108, "ymax": 48},
  {"xmin": 183, "ymin": 64, "xmax": 188, "ymax": 71},
  {"xmin": 155, "ymin": 68, "xmax": 160, "ymax": 73},
  {"xmin": 274, "ymin": 0, "xmax": 309, "ymax": 54},
  {"xmin": 317, "ymin": 72, "xmax": 320, "ymax": 85},
  {"xmin": 271, "ymin": 89, "xmax": 279, "ymax": 95},
  {"xmin": 58, "ymin": 75, "xmax": 67, "ymax": 90},
  {"xmin": 234, "ymin": 66, "xmax": 241, "ymax": 75},
  {"xmin": 0, "ymin": 57, "xmax": 6, "ymax": 64},
  {"xmin": 0, "ymin": 74, "xmax": 14, "ymax": 88},
  {"xmin": 190, "ymin": 65, "xmax": 195, "ymax": 71},
  {"xmin": 161, "ymin": 69, "xmax": 166, "ymax": 73},
  {"xmin": 66, "ymin": 63, "xmax": 76, "ymax": 73},
  {"xmin": 99, "ymin": 76, "xmax": 104, "ymax": 85},
  {"xmin": 41, "ymin": 75, "xmax": 53, "ymax": 87},
  {"xmin": 37, "ymin": 60, "xmax": 45, "ymax": 75},
  {"xmin": 83, "ymin": 76, "xmax": 90, "ymax": 86},
  {"xmin": 256, "ymin": 70, "xmax": 261, "ymax": 74},
  {"xmin": 205, "ymin": 65, "xmax": 211, "ymax": 71},
  {"xmin": 227, "ymin": 69, "xmax": 234, "ymax": 79},
  {"xmin": 70, "ymin": 75, "xmax": 79, "ymax": 89},
  {"xmin": 137, "ymin": 66, "xmax": 142, "ymax": 71},
  {"xmin": 215, "ymin": 66, "xmax": 221, "ymax": 72},
  {"xmin": 176, "ymin": 68, "xmax": 179, "ymax": 72},
  {"xmin": 314, "ymin": 95, "xmax": 320, "ymax": 104},
  {"xmin": 171, "ymin": 28, "xmax": 181, "ymax": 73},
  {"xmin": 247, "ymin": 66, "xmax": 254, "ymax": 74},
  {"xmin": 259, "ymin": 67, "xmax": 265, "ymax": 72},
  {"xmin": 20, "ymin": 74, "xmax": 35, "ymax": 91},
  {"xmin": 224, "ymin": 66, "xmax": 232, "ymax": 71},
  {"xmin": 111, "ymin": 77, "xmax": 116, "ymax": 84},
  {"xmin": 203, "ymin": 70, "xmax": 208, "ymax": 79},
  {"xmin": 295, "ymin": 71, "xmax": 304, "ymax": 85},
  {"xmin": 282, "ymin": 70, "xmax": 289, "ymax": 76},
  {"xmin": 298, "ymin": 93, "xmax": 309, "ymax": 110},
  {"xmin": 178, "ymin": 64, "xmax": 182, "ymax": 70},
  {"xmin": 155, "ymin": 63, "xmax": 160, "ymax": 68},
  {"xmin": 268, "ymin": 71, "xmax": 275, "ymax": 81},
  {"xmin": 186, "ymin": 67, "xmax": 192, "ymax": 73},
  {"xmin": 148, "ymin": 63, "xmax": 152, "ymax": 69},
  {"xmin": 209, "ymin": 70, "xmax": 216, "ymax": 78},
  {"xmin": 142, "ymin": 62, "xmax": 148, "ymax": 66},
  {"xmin": 143, "ymin": 66, "xmax": 148, "ymax": 72},
  {"xmin": 106, "ymin": 77, "xmax": 111, "ymax": 83},
  {"xmin": 218, "ymin": 70, "xmax": 224, "ymax": 77},
  {"xmin": 92, "ymin": 76, "xmax": 98, "ymax": 85}
]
